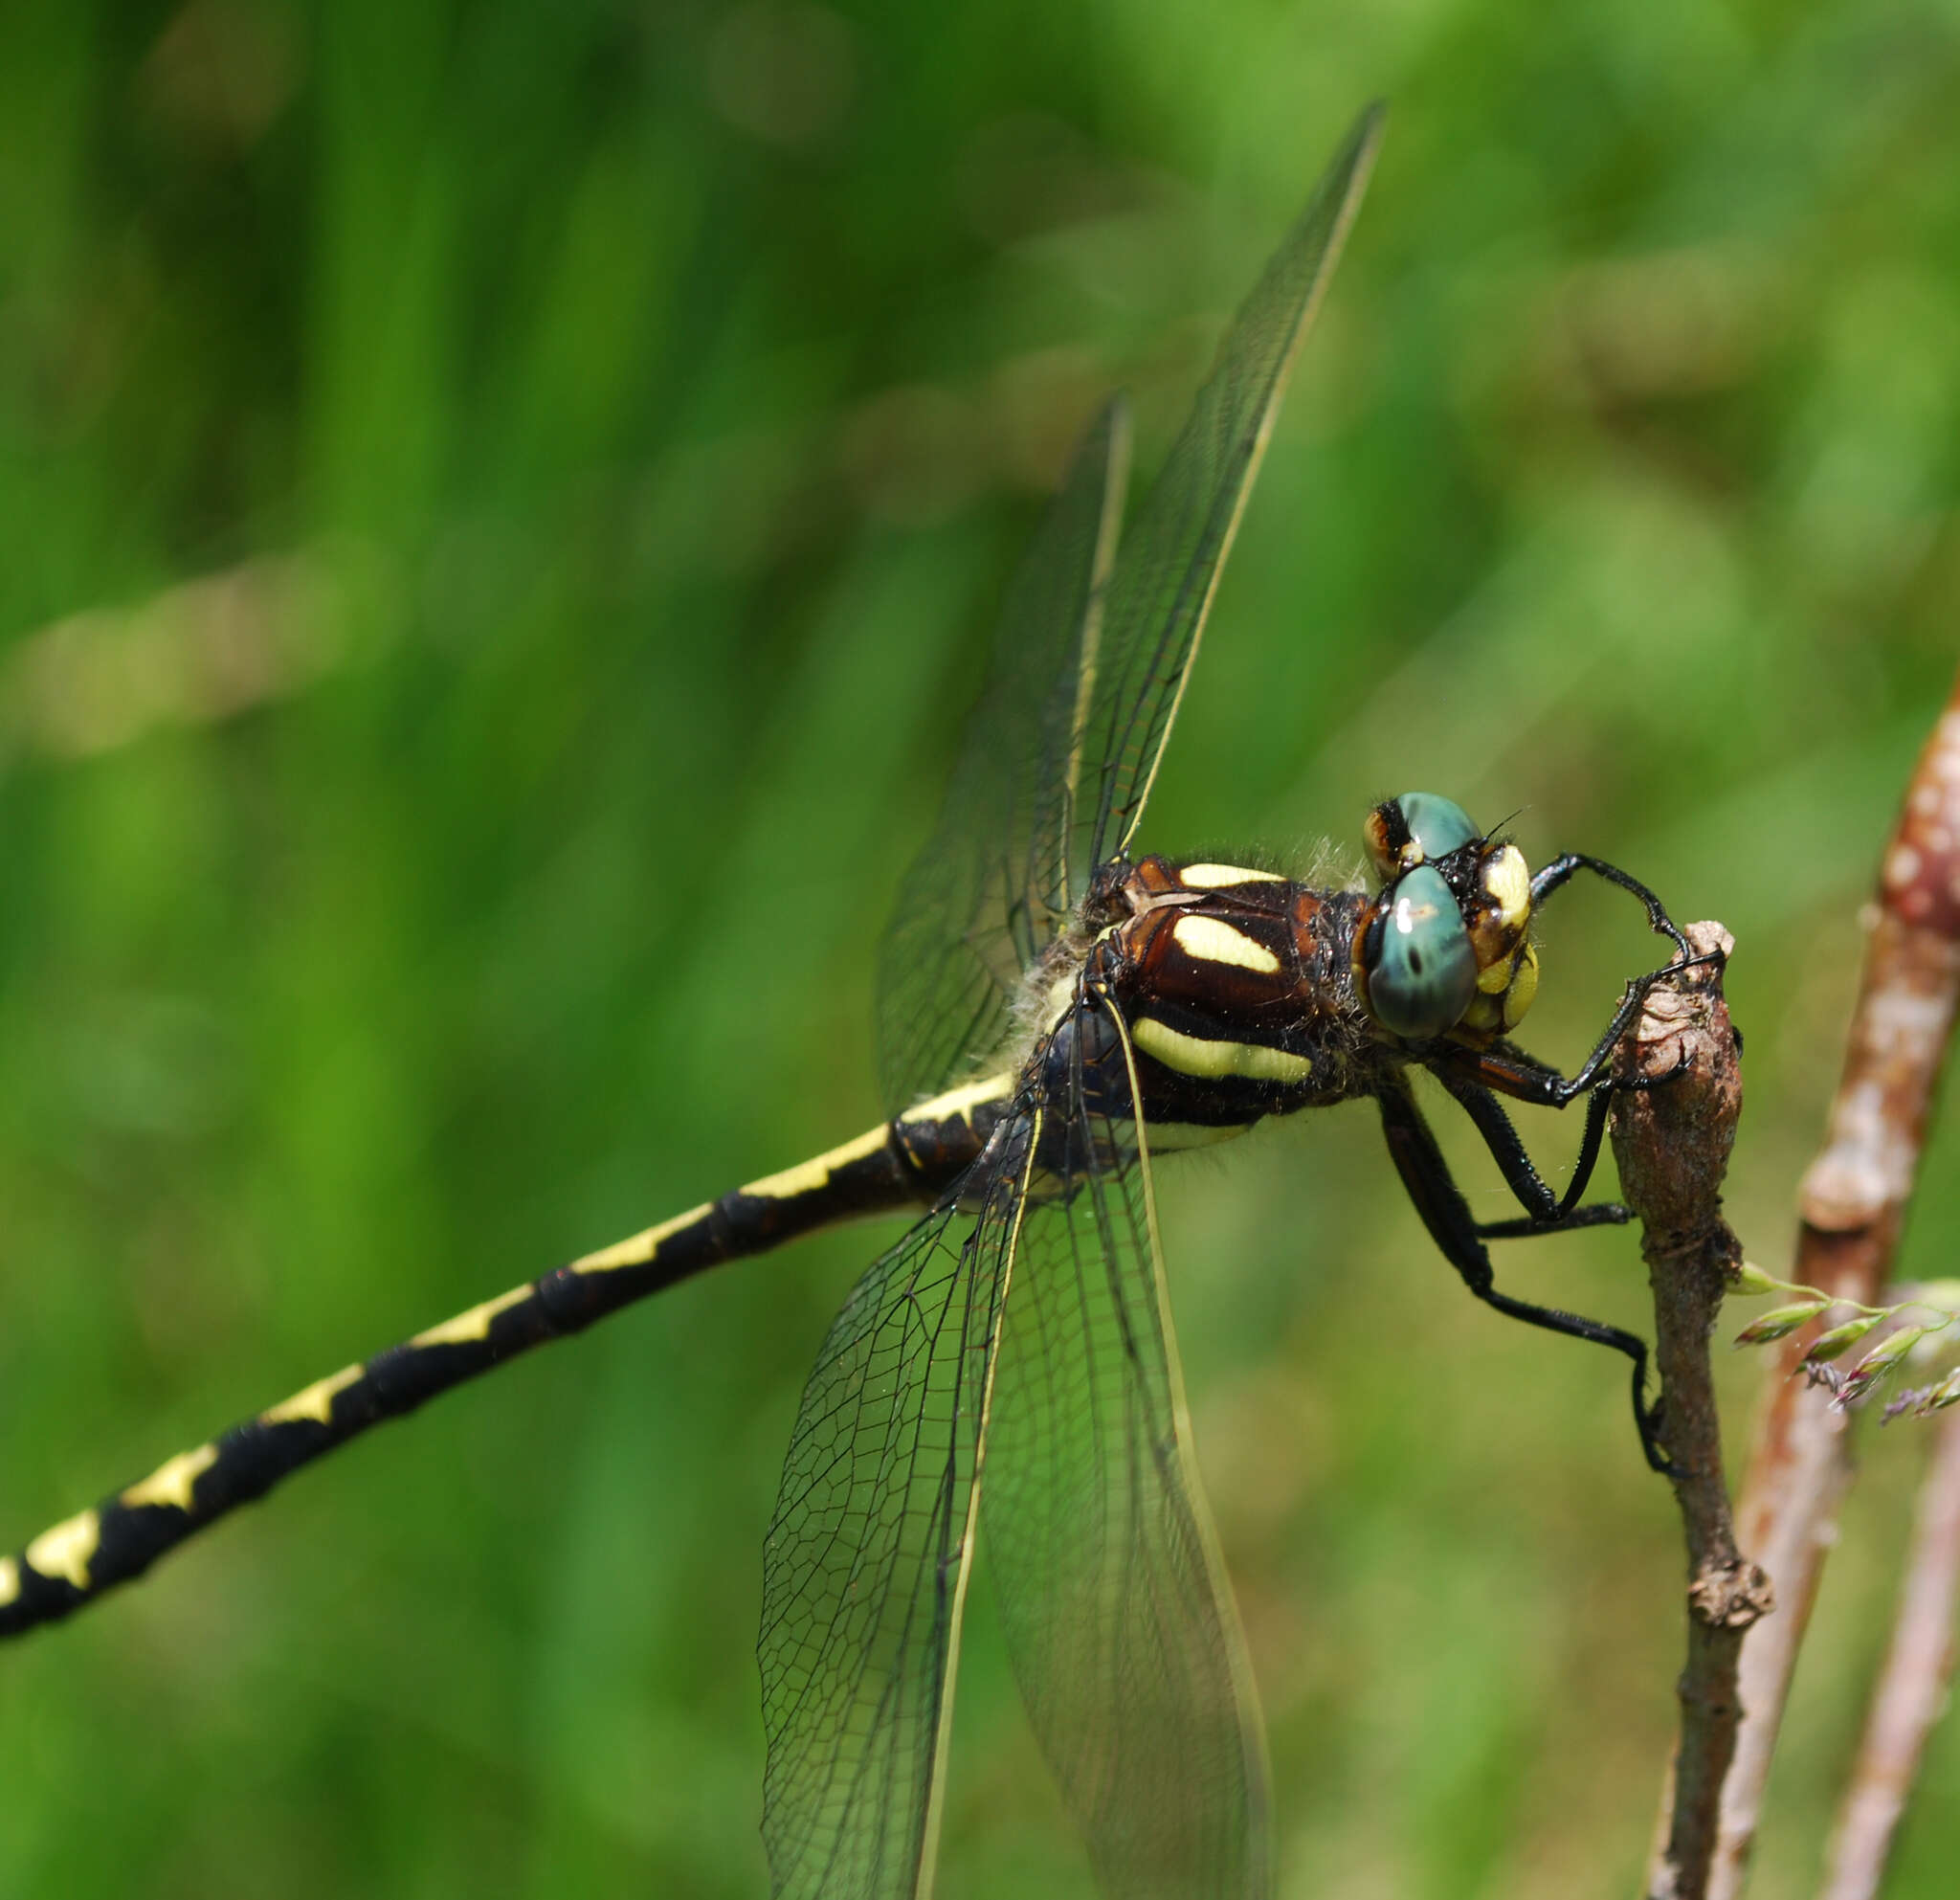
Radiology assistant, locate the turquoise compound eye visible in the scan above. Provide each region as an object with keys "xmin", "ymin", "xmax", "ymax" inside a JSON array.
[
  {"xmin": 1368, "ymin": 864, "xmax": 1478, "ymax": 1039},
  {"xmin": 1392, "ymin": 792, "xmax": 1480, "ymax": 864}
]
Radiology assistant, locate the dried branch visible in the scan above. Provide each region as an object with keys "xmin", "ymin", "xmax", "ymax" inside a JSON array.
[
  {"xmin": 1705, "ymin": 682, "xmax": 1960, "ymax": 1900},
  {"xmin": 1614, "ymin": 923, "xmax": 1766, "ymax": 1900},
  {"xmin": 1816, "ymin": 1403, "xmax": 1960, "ymax": 1900}
]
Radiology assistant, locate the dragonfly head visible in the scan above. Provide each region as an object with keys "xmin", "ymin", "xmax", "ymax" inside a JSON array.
[{"xmin": 1353, "ymin": 793, "xmax": 1538, "ymax": 1042}]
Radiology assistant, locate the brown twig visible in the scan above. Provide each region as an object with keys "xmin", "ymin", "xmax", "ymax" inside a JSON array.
[
  {"xmin": 1614, "ymin": 923, "xmax": 1766, "ymax": 1900},
  {"xmin": 1817, "ymin": 1404, "xmax": 1960, "ymax": 1900},
  {"xmin": 1705, "ymin": 680, "xmax": 1960, "ymax": 1900}
]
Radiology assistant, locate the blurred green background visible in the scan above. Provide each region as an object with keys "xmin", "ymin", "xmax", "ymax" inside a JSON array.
[{"xmin": 5, "ymin": 2, "xmax": 1960, "ymax": 1895}]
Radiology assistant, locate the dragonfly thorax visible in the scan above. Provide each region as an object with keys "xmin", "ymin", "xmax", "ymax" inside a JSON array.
[
  {"xmin": 1077, "ymin": 855, "xmax": 1370, "ymax": 1139},
  {"xmin": 1058, "ymin": 796, "xmax": 1548, "ymax": 1155}
]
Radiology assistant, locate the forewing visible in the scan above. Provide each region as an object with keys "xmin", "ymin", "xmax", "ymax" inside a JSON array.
[
  {"xmin": 1078, "ymin": 102, "xmax": 1383, "ymax": 872},
  {"xmin": 876, "ymin": 106, "xmax": 1382, "ymax": 1111},
  {"xmin": 759, "ymin": 1111, "xmax": 1039, "ymax": 1899},
  {"xmin": 983, "ymin": 995, "xmax": 1270, "ymax": 1898},
  {"xmin": 876, "ymin": 403, "xmax": 1129, "ymax": 1112}
]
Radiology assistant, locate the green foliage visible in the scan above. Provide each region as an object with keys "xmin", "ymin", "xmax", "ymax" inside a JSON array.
[
  {"xmin": 1730, "ymin": 1265, "xmax": 1960, "ymax": 1411},
  {"xmin": 5, "ymin": 2, "xmax": 1960, "ymax": 1895}
]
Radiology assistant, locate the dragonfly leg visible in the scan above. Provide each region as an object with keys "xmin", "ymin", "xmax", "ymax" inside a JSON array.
[
  {"xmin": 1475, "ymin": 1202, "xmax": 1629, "ymax": 1241},
  {"xmin": 1498, "ymin": 852, "xmax": 1718, "ymax": 1104},
  {"xmin": 1445, "ymin": 994, "xmax": 1698, "ymax": 1115},
  {"xmin": 1434, "ymin": 938, "xmax": 1707, "ymax": 1239},
  {"xmin": 1529, "ymin": 851, "xmax": 1692, "ymax": 958},
  {"xmin": 1437, "ymin": 1069, "xmax": 1619, "ymax": 1228},
  {"xmin": 1376, "ymin": 1073, "xmax": 1670, "ymax": 1471}
]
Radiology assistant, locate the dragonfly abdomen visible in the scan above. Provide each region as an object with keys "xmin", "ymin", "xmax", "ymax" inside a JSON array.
[{"xmin": 0, "ymin": 1083, "xmax": 1015, "ymax": 1637}]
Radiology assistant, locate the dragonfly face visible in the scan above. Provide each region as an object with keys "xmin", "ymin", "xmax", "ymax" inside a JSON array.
[{"xmin": 1354, "ymin": 791, "xmax": 1541, "ymax": 1044}]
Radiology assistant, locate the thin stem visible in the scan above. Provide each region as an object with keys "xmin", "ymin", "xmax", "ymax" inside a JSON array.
[
  {"xmin": 1816, "ymin": 1405, "xmax": 1960, "ymax": 1900},
  {"xmin": 1706, "ymin": 679, "xmax": 1960, "ymax": 1900},
  {"xmin": 1613, "ymin": 923, "xmax": 1763, "ymax": 1900}
]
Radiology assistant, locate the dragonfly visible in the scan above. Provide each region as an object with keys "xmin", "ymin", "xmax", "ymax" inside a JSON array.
[{"xmin": 1, "ymin": 103, "xmax": 1692, "ymax": 1897}]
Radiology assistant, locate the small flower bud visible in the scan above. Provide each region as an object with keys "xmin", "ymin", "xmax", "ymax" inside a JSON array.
[
  {"xmin": 1729, "ymin": 1261, "xmax": 1787, "ymax": 1297},
  {"xmin": 1881, "ymin": 1356, "xmax": 1960, "ymax": 1419},
  {"xmin": 1922, "ymin": 1368, "xmax": 1960, "ymax": 1414},
  {"xmin": 1853, "ymin": 1326, "xmax": 1931, "ymax": 1375},
  {"xmin": 1804, "ymin": 1314, "xmax": 1883, "ymax": 1364},
  {"xmin": 1828, "ymin": 1329, "xmax": 1926, "ymax": 1411},
  {"xmin": 1732, "ymin": 1301, "xmax": 1830, "ymax": 1347}
]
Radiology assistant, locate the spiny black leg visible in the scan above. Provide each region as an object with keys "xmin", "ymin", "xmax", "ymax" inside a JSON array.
[
  {"xmin": 1562, "ymin": 1077, "xmax": 1615, "ymax": 1214},
  {"xmin": 1476, "ymin": 1202, "xmax": 1630, "ymax": 1241},
  {"xmin": 1502, "ymin": 977, "xmax": 1664, "ymax": 1106},
  {"xmin": 1438, "ymin": 1072, "xmax": 1618, "ymax": 1225},
  {"xmin": 1440, "ymin": 1016, "xmax": 1691, "ymax": 1114},
  {"xmin": 1529, "ymin": 851, "xmax": 1693, "ymax": 963},
  {"xmin": 1375, "ymin": 1075, "xmax": 1670, "ymax": 1471},
  {"xmin": 1476, "ymin": 1283, "xmax": 1669, "ymax": 1474},
  {"xmin": 1440, "ymin": 1077, "xmax": 1560, "ymax": 1220},
  {"xmin": 1429, "ymin": 1069, "xmax": 1624, "ymax": 1246},
  {"xmin": 1501, "ymin": 851, "xmax": 1721, "ymax": 1106}
]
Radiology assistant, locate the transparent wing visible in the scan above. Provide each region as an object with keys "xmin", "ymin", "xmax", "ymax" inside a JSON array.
[
  {"xmin": 876, "ymin": 402, "xmax": 1130, "ymax": 1112},
  {"xmin": 876, "ymin": 106, "xmax": 1381, "ymax": 1115},
  {"xmin": 759, "ymin": 1110, "xmax": 1039, "ymax": 1900},
  {"xmin": 984, "ymin": 995, "xmax": 1270, "ymax": 1898},
  {"xmin": 1078, "ymin": 102, "xmax": 1382, "ymax": 871}
]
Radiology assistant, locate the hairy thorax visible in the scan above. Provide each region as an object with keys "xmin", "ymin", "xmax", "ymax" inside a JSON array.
[{"xmin": 1080, "ymin": 855, "xmax": 1373, "ymax": 1139}]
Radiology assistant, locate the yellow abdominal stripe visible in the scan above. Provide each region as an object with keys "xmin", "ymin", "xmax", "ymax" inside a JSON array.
[
  {"xmin": 261, "ymin": 1363, "xmax": 364, "ymax": 1427},
  {"xmin": 741, "ymin": 1124, "xmax": 890, "ymax": 1200},
  {"xmin": 1172, "ymin": 913, "xmax": 1281, "ymax": 973},
  {"xmin": 26, "ymin": 1510, "xmax": 101, "ymax": 1591},
  {"xmin": 1132, "ymin": 1016, "xmax": 1311, "ymax": 1085},
  {"xmin": 412, "ymin": 1284, "xmax": 532, "ymax": 1349},
  {"xmin": 572, "ymin": 1202, "xmax": 714, "ymax": 1274},
  {"xmin": 0, "ymin": 1556, "xmax": 18, "ymax": 1605},
  {"xmin": 576, "ymin": 1077, "xmax": 1020, "ymax": 1274},
  {"xmin": 903, "ymin": 1071, "xmax": 1014, "ymax": 1123},
  {"xmin": 122, "ymin": 1443, "xmax": 219, "ymax": 1513}
]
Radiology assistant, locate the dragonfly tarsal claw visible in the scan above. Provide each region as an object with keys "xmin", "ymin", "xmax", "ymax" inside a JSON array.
[{"xmin": 1638, "ymin": 1389, "xmax": 1677, "ymax": 1476}]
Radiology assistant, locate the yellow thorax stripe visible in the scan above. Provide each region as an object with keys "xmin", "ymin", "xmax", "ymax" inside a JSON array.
[
  {"xmin": 1172, "ymin": 913, "xmax": 1281, "ymax": 973},
  {"xmin": 1131, "ymin": 1017, "xmax": 1312, "ymax": 1085},
  {"xmin": 1178, "ymin": 862, "xmax": 1284, "ymax": 888}
]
